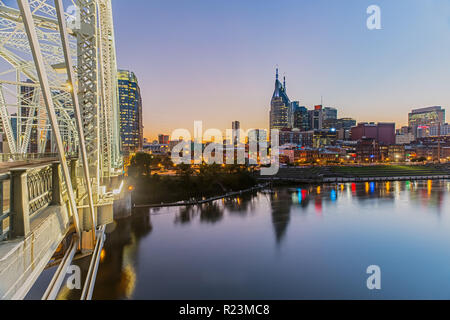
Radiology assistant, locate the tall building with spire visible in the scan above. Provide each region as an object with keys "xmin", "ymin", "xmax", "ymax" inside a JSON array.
[{"xmin": 270, "ymin": 68, "xmax": 292, "ymax": 132}]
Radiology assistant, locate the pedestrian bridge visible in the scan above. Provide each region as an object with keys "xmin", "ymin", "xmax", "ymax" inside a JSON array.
[{"xmin": 0, "ymin": 0, "xmax": 127, "ymax": 299}]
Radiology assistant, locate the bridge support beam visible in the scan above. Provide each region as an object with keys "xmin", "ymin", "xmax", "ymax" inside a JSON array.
[
  {"xmin": 17, "ymin": 0, "xmax": 81, "ymax": 236},
  {"xmin": 55, "ymin": 0, "xmax": 97, "ymax": 237}
]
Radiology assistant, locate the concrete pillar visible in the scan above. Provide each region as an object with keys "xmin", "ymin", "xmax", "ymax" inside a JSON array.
[
  {"xmin": 10, "ymin": 169, "xmax": 30, "ymax": 238},
  {"xmin": 51, "ymin": 162, "xmax": 62, "ymax": 206},
  {"xmin": 70, "ymin": 159, "xmax": 78, "ymax": 195}
]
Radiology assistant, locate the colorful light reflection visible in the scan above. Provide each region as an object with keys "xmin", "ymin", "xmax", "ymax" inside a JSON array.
[
  {"xmin": 330, "ymin": 189, "xmax": 337, "ymax": 202},
  {"xmin": 370, "ymin": 182, "xmax": 376, "ymax": 193}
]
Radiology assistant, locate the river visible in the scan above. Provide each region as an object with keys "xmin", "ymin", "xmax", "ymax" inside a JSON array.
[{"xmin": 27, "ymin": 180, "xmax": 450, "ymax": 299}]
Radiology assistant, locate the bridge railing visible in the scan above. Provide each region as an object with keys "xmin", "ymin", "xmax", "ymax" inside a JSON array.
[
  {"xmin": 0, "ymin": 173, "xmax": 11, "ymax": 241},
  {"xmin": 27, "ymin": 165, "xmax": 53, "ymax": 217},
  {"xmin": 3, "ymin": 161, "xmax": 77, "ymax": 241},
  {"xmin": 0, "ymin": 153, "xmax": 58, "ymax": 163}
]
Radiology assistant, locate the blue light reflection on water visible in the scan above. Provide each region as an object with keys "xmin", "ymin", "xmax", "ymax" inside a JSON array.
[{"xmin": 330, "ymin": 189, "xmax": 337, "ymax": 202}]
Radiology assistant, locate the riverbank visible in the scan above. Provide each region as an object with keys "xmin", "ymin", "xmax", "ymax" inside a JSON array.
[
  {"xmin": 129, "ymin": 164, "xmax": 258, "ymax": 206},
  {"xmin": 134, "ymin": 182, "xmax": 270, "ymax": 208},
  {"xmin": 261, "ymin": 164, "xmax": 450, "ymax": 184}
]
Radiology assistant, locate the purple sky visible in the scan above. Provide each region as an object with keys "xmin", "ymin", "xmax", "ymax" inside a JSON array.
[{"xmin": 112, "ymin": 0, "xmax": 450, "ymax": 140}]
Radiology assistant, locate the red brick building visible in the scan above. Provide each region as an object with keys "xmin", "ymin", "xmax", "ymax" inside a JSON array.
[{"xmin": 351, "ymin": 122, "xmax": 395, "ymax": 145}]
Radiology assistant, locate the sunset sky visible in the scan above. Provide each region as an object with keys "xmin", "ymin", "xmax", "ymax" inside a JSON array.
[{"xmin": 112, "ymin": 0, "xmax": 450, "ymax": 140}]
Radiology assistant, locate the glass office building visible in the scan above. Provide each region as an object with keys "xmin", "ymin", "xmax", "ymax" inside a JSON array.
[
  {"xmin": 118, "ymin": 70, "xmax": 143, "ymax": 154},
  {"xmin": 292, "ymin": 102, "xmax": 310, "ymax": 131}
]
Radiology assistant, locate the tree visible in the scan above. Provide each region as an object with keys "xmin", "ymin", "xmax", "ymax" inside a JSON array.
[
  {"xmin": 128, "ymin": 152, "xmax": 152, "ymax": 178},
  {"xmin": 161, "ymin": 156, "xmax": 174, "ymax": 169},
  {"xmin": 177, "ymin": 163, "xmax": 194, "ymax": 177}
]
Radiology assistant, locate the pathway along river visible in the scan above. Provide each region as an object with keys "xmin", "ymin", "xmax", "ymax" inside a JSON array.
[{"xmin": 27, "ymin": 180, "xmax": 450, "ymax": 299}]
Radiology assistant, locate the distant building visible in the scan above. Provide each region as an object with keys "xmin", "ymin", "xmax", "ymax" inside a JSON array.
[
  {"xmin": 335, "ymin": 118, "xmax": 356, "ymax": 141},
  {"xmin": 278, "ymin": 128, "xmax": 338, "ymax": 149},
  {"xmin": 387, "ymin": 145, "xmax": 406, "ymax": 162},
  {"xmin": 279, "ymin": 146, "xmax": 342, "ymax": 165},
  {"xmin": 351, "ymin": 122, "xmax": 395, "ymax": 145},
  {"xmin": 396, "ymin": 132, "xmax": 415, "ymax": 145},
  {"xmin": 292, "ymin": 102, "xmax": 310, "ymax": 131},
  {"xmin": 248, "ymin": 129, "xmax": 267, "ymax": 145},
  {"xmin": 309, "ymin": 105, "xmax": 323, "ymax": 130},
  {"xmin": 356, "ymin": 138, "xmax": 380, "ymax": 162},
  {"xmin": 377, "ymin": 123, "xmax": 396, "ymax": 145},
  {"xmin": 143, "ymin": 142, "xmax": 169, "ymax": 155},
  {"xmin": 270, "ymin": 69, "xmax": 292, "ymax": 132},
  {"xmin": 322, "ymin": 107, "xmax": 338, "ymax": 129},
  {"xmin": 295, "ymin": 148, "xmax": 319, "ymax": 163},
  {"xmin": 21, "ymin": 80, "xmax": 39, "ymax": 153},
  {"xmin": 428, "ymin": 124, "xmax": 450, "ymax": 137},
  {"xmin": 336, "ymin": 118, "xmax": 356, "ymax": 130},
  {"xmin": 158, "ymin": 134, "xmax": 170, "ymax": 145},
  {"xmin": 169, "ymin": 139, "xmax": 183, "ymax": 152},
  {"xmin": 279, "ymin": 129, "xmax": 302, "ymax": 146},
  {"xmin": 413, "ymin": 145, "xmax": 450, "ymax": 161},
  {"xmin": 352, "ymin": 123, "xmax": 375, "ymax": 142},
  {"xmin": 232, "ymin": 121, "xmax": 240, "ymax": 145},
  {"xmin": 312, "ymin": 129, "xmax": 338, "ymax": 148},
  {"xmin": 248, "ymin": 129, "xmax": 267, "ymax": 163},
  {"xmin": 10, "ymin": 113, "xmax": 17, "ymax": 142},
  {"xmin": 408, "ymin": 106, "xmax": 445, "ymax": 138},
  {"xmin": 118, "ymin": 70, "xmax": 143, "ymax": 154},
  {"xmin": 397, "ymin": 126, "xmax": 411, "ymax": 135}
]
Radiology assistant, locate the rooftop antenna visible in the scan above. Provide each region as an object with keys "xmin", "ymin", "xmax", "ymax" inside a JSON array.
[
  {"xmin": 275, "ymin": 65, "xmax": 279, "ymax": 81},
  {"xmin": 321, "ymin": 95, "xmax": 323, "ymax": 106},
  {"xmin": 283, "ymin": 74, "xmax": 286, "ymax": 90}
]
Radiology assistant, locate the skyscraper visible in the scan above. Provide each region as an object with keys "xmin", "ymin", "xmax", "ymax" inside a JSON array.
[
  {"xmin": 118, "ymin": 70, "xmax": 143, "ymax": 154},
  {"xmin": 248, "ymin": 129, "xmax": 267, "ymax": 162},
  {"xmin": 292, "ymin": 102, "xmax": 310, "ymax": 131},
  {"xmin": 309, "ymin": 105, "xmax": 324, "ymax": 130},
  {"xmin": 270, "ymin": 68, "xmax": 292, "ymax": 132},
  {"xmin": 232, "ymin": 121, "xmax": 240, "ymax": 145},
  {"xmin": 322, "ymin": 107, "xmax": 338, "ymax": 129}
]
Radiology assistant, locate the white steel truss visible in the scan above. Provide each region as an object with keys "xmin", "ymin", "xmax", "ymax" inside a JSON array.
[{"xmin": 0, "ymin": 0, "xmax": 122, "ymax": 229}]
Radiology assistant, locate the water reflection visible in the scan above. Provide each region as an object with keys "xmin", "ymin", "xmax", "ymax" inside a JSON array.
[
  {"xmin": 93, "ymin": 208, "xmax": 152, "ymax": 300},
  {"xmin": 270, "ymin": 190, "xmax": 292, "ymax": 244},
  {"xmin": 90, "ymin": 180, "xmax": 450, "ymax": 300},
  {"xmin": 174, "ymin": 206, "xmax": 198, "ymax": 225},
  {"xmin": 200, "ymin": 202, "xmax": 223, "ymax": 224},
  {"xmin": 225, "ymin": 193, "xmax": 256, "ymax": 215}
]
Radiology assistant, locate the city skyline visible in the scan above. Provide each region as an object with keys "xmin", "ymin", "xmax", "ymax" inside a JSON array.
[{"xmin": 112, "ymin": 0, "xmax": 450, "ymax": 140}]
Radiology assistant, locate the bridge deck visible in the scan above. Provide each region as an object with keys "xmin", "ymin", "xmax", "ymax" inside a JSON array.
[{"xmin": 0, "ymin": 158, "xmax": 58, "ymax": 174}]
